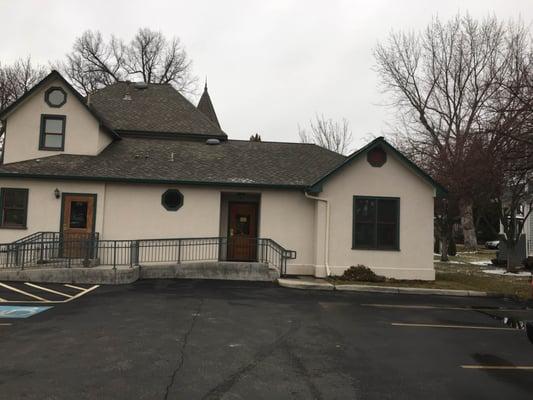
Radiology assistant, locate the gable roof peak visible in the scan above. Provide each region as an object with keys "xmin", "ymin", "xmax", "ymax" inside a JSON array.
[{"xmin": 197, "ymin": 79, "xmax": 221, "ymax": 129}]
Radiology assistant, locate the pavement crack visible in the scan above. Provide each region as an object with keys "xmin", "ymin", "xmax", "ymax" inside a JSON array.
[
  {"xmin": 201, "ymin": 320, "xmax": 301, "ymax": 400},
  {"xmin": 163, "ymin": 297, "xmax": 204, "ymax": 400}
]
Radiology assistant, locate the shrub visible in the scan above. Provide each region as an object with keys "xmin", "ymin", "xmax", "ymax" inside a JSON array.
[
  {"xmin": 340, "ymin": 265, "xmax": 386, "ymax": 283},
  {"xmin": 522, "ymin": 257, "xmax": 533, "ymax": 271}
]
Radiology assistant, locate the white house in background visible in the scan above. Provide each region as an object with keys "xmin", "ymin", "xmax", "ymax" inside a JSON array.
[{"xmin": 0, "ymin": 70, "xmax": 445, "ymax": 280}]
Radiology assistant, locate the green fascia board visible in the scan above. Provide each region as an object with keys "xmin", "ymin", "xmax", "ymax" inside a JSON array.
[
  {"xmin": 307, "ymin": 137, "xmax": 448, "ymax": 197},
  {"xmin": 0, "ymin": 171, "xmax": 307, "ymax": 190}
]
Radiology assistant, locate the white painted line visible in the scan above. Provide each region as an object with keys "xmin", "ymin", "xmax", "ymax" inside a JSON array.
[
  {"xmin": 0, "ymin": 282, "xmax": 49, "ymax": 302},
  {"xmin": 0, "ymin": 296, "xmax": 6, "ymax": 302},
  {"xmin": 24, "ymin": 283, "xmax": 73, "ymax": 298},
  {"xmin": 64, "ymin": 284, "xmax": 88, "ymax": 292},
  {"xmin": 0, "ymin": 323, "xmax": 12, "ymax": 326},
  {"xmin": 363, "ymin": 303, "xmax": 531, "ymax": 313},
  {"xmin": 461, "ymin": 365, "xmax": 533, "ymax": 370},
  {"xmin": 391, "ymin": 322, "xmax": 517, "ymax": 331},
  {"xmin": 64, "ymin": 285, "xmax": 99, "ymax": 302}
]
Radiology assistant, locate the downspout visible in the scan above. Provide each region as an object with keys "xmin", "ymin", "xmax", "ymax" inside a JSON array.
[{"xmin": 305, "ymin": 192, "xmax": 331, "ymax": 277}]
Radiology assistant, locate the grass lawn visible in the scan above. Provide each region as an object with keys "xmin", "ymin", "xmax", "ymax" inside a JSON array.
[{"xmin": 331, "ymin": 245, "xmax": 532, "ymax": 300}]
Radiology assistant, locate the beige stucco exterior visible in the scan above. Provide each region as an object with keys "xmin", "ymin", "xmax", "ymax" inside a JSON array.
[
  {"xmin": 2, "ymin": 78, "xmax": 113, "ymax": 164},
  {"xmin": 0, "ymin": 147, "xmax": 435, "ymax": 280}
]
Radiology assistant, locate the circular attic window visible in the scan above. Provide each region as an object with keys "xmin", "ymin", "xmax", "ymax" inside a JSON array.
[
  {"xmin": 45, "ymin": 87, "xmax": 67, "ymax": 108},
  {"xmin": 367, "ymin": 146, "xmax": 387, "ymax": 167},
  {"xmin": 162, "ymin": 189, "xmax": 184, "ymax": 211}
]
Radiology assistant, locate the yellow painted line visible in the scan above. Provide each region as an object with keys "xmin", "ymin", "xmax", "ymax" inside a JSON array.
[
  {"xmin": 64, "ymin": 284, "xmax": 88, "ymax": 292},
  {"xmin": 24, "ymin": 283, "xmax": 73, "ymax": 298},
  {"xmin": 461, "ymin": 365, "xmax": 533, "ymax": 370},
  {"xmin": 0, "ymin": 282, "xmax": 48, "ymax": 302},
  {"xmin": 363, "ymin": 303, "xmax": 531, "ymax": 313},
  {"xmin": 391, "ymin": 322, "xmax": 517, "ymax": 331},
  {"xmin": 64, "ymin": 285, "xmax": 99, "ymax": 302}
]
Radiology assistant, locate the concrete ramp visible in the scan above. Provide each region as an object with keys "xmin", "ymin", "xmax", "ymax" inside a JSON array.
[{"xmin": 140, "ymin": 261, "xmax": 279, "ymax": 282}]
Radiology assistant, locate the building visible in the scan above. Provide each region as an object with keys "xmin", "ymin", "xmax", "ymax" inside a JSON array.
[{"xmin": 0, "ymin": 70, "xmax": 444, "ymax": 280}]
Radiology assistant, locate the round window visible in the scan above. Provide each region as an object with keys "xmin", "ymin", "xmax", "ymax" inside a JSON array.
[
  {"xmin": 45, "ymin": 87, "xmax": 67, "ymax": 108},
  {"xmin": 367, "ymin": 146, "xmax": 387, "ymax": 167},
  {"xmin": 161, "ymin": 189, "xmax": 184, "ymax": 211}
]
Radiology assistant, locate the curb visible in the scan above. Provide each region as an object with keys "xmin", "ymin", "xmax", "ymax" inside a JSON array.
[{"xmin": 277, "ymin": 279, "xmax": 503, "ymax": 298}]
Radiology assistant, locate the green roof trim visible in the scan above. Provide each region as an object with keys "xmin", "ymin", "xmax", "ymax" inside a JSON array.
[{"xmin": 308, "ymin": 137, "xmax": 448, "ymax": 196}]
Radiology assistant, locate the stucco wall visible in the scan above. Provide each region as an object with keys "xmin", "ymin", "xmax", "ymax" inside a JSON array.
[
  {"xmin": 319, "ymin": 150, "xmax": 435, "ymax": 280},
  {"xmin": 3, "ymin": 78, "xmax": 113, "ymax": 164}
]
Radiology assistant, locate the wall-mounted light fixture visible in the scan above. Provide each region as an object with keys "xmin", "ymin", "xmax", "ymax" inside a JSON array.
[{"xmin": 54, "ymin": 188, "xmax": 60, "ymax": 199}]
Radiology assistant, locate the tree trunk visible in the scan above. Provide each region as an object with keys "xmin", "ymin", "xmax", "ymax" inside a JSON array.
[
  {"xmin": 505, "ymin": 241, "xmax": 521, "ymax": 272},
  {"xmin": 459, "ymin": 199, "xmax": 477, "ymax": 251},
  {"xmin": 440, "ymin": 235, "xmax": 449, "ymax": 262}
]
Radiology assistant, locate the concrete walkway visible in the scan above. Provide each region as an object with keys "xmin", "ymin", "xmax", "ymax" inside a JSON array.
[{"xmin": 278, "ymin": 276, "xmax": 500, "ymax": 298}]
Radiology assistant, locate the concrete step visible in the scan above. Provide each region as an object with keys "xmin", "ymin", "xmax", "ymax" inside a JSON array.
[{"xmin": 139, "ymin": 261, "xmax": 279, "ymax": 282}]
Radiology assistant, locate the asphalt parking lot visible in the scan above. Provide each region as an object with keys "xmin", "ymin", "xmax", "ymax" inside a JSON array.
[{"xmin": 1, "ymin": 279, "xmax": 533, "ymax": 399}]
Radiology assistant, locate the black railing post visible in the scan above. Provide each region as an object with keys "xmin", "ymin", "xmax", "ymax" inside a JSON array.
[
  {"xmin": 131, "ymin": 240, "xmax": 139, "ymax": 268},
  {"xmin": 177, "ymin": 239, "xmax": 181, "ymax": 263},
  {"xmin": 113, "ymin": 240, "xmax": 117, "ymax": 270},
  {"xmin": 39, "ymin": 234, "xmax": 44, "ymax": 263}
]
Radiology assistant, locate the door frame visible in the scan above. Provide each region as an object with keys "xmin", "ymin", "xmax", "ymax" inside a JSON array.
[
  {"xmin": 226, "ymin": 201, "xmax": 259, "ymax": 261},
  {"xmin": 59, "ymin": 192, "xmax": 98, "ymax": 237}
]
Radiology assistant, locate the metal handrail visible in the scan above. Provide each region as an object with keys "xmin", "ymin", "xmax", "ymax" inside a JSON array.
[{"xmin": 0, "ymin": 235, "xmax": 296, "ymax": 275}]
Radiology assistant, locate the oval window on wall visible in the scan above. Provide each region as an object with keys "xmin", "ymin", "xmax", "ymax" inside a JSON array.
[{"xmin": 161, "ymin": 189, "xmax": 184, "ymax": 211}]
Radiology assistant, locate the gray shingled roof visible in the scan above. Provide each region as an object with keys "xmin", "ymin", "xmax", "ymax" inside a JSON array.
[
  {"xmin": 0, "ymin": 137, "xmax": 345, "ymax": 188},
  {"xmin": 89, "ymin": 82, "xmax": 226, "ymax": 137}
]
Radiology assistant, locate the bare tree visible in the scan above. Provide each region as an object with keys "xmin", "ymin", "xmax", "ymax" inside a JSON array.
[
  {"xmin": 374, "ymin": 14, "xmax": 532, "ymax": 251},
  {"xmin": 299, "ymin": 115, "xmax": 353, "ymax": 155},
  {"xmin": 58, "ymin": 28, "xmax": 197, "ymax": 95},
  {"xmin": 0, "ymin": 57, "xmax": 46, "ymax": 111}
]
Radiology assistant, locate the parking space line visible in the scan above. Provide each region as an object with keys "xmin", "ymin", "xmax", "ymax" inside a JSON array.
[
  {"xmin": 64, "ymin": 285, "xmax": 99, "ymax": 302},
  {"xmin": 461, "ymin": 365, "xmax": 533, "ymax": 370},
  {"xmin": 64, "ymin": 284, "xmax": 88, "ymax": 292},
  {"xmin": 0, "ymin": 323, "xmax": 12, "ymax": 326},
  {"xmin": 391, "ymin": 322, "xmax": 517, "ymax": 331},
  {"xmin": 0, "ymin": 282, "xmax": 49, "ymax": 302},
  {"xmin": 0, "ymin": 296, "xmax": 6, "ymax": 302},
  {"xmin": 363, "ymin": 303, "xmax": 531, "ymax": 313},
  {"xmin": 24, "ymin": 283, "xmax": 73, "ymax": 298}
]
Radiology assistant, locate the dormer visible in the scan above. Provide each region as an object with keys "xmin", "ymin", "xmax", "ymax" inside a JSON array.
[{"xmin": 0, "ymin": 70, "xmax": 119, "ymax": 165}]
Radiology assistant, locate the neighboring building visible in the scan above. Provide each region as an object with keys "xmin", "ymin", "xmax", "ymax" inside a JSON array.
[{"xmin": 0, "ymin": 70, "xmax": 445, "ymax": 280}]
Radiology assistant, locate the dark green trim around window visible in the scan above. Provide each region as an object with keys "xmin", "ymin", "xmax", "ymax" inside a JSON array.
[
  {"xmin": 352, "ymin": 195, "xmax": 400, "ymax": 251},
  {"xmin": 0, "ymin": 188, "xmax": 29, "ymax": 229},
  {"xmin": 39, "ymin": 114, "xmax": 66, "ymax": 151},
  {"xmin": 44, "ymin": 86, "xmax": 67, "ymax": 108}
]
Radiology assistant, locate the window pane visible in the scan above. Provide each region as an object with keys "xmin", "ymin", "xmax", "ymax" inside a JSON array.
[
  {"xmin": 44, "ymin": 134, "xmax": 63, "ymax": 149},
  {"xmin": 377, "ymin": 224, "xmax": 397, "ymax": 248},
  {"xmin": 45, "ymin": 118, "xmax": 64, "ymax": 134},
  {"xmin": 3, "ymin": 209, "xmax": 25, "ymax": 226},
  {"xmin": 355, "ymin": 199, "xmax": 376, "ymax": 223},
  {"xmin": 3, "ymin": 189, "xmax": 25, "ymax": 208},
  {"xmin": 354, "ymin": 223, "xmax": 375, "ymax": 247},
  {"xmin": 378, "ymin": 199, "xmax": 398, "ymax": 223},
  {"xmin": 69, "ymin": 201, "xmax": 88, "ymax": 228},
  {"xmin": 47, "ymin": 89, "xmax": 66, "ymax": 106}
]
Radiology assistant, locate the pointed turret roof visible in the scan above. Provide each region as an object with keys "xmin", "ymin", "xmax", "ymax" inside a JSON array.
[{"xmin": 197, "ymin": 80, "xmax": 221, "ymax": 129}]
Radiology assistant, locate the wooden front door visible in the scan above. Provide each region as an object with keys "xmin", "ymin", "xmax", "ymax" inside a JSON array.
[
  {"xmin": 227, "ymin": 202, "xmax": 258, "ymax": 261},
  {"xmin": 61, "ymin": 194, "xmax": 96, "ymax": 258}
]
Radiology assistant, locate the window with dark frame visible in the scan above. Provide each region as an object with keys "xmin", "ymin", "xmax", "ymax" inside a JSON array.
[
  {"xmin": 39, "ymin": 114, "xmax": 66, "ymax": 151},
  {"xmin": 353, "ymin": 196, "xmax": 399, "ymax": 250},
  {"xmin": 161, "ymin": 189, "xmax": 184, "ymax": 211},
  {"xmin": 0, "ymin": 188, "xmax": 29, "ymax": 228}
]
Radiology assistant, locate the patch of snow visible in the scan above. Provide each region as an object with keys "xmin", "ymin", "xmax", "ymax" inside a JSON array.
[
  {"xmin": 482, "ymin": 269, "xmax": 531, "ymax": 277},
  {"xmin": 470, "ymin": 261, "xmax": 493, "ymax": 266}
]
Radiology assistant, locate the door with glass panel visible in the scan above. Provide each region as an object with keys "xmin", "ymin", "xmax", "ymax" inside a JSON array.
[{"xmin": 61, "ymin": 194, "xmax": 96, "ymax": 258}]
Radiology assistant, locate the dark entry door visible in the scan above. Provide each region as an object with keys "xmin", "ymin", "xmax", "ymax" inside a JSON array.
[
  {"xmin": 61, "ymin": 194, "xmax": 96, "ymax": 258},
  {"xmin": 227, "ymin": 202, "xmax": 258, "ymax": 261}
]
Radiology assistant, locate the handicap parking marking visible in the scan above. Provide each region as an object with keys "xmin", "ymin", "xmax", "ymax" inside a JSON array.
[
  {"xmin": 0, "ymin": 305, "xmax": 52, "ymax": 319},
  {"xmin": 24, "ymin": 282, "xmax": 73, "ymax": 299},
  {"xmin": 0, "ymin": 282, "xmax": 99, "ymax": 303},
  {"xmin": 0, "ymin": 282, "xmax": 49, "ymax": 302}
]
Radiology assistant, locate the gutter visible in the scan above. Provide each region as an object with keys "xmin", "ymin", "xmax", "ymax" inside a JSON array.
[{"xmin": 304, "ymin": 192, "xmax": 331, "ymax": 277}]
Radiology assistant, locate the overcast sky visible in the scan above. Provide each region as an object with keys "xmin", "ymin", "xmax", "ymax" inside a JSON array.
[{"xmin": 1, "ymin": 0, "xmax": 531, "ymax": 147}]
